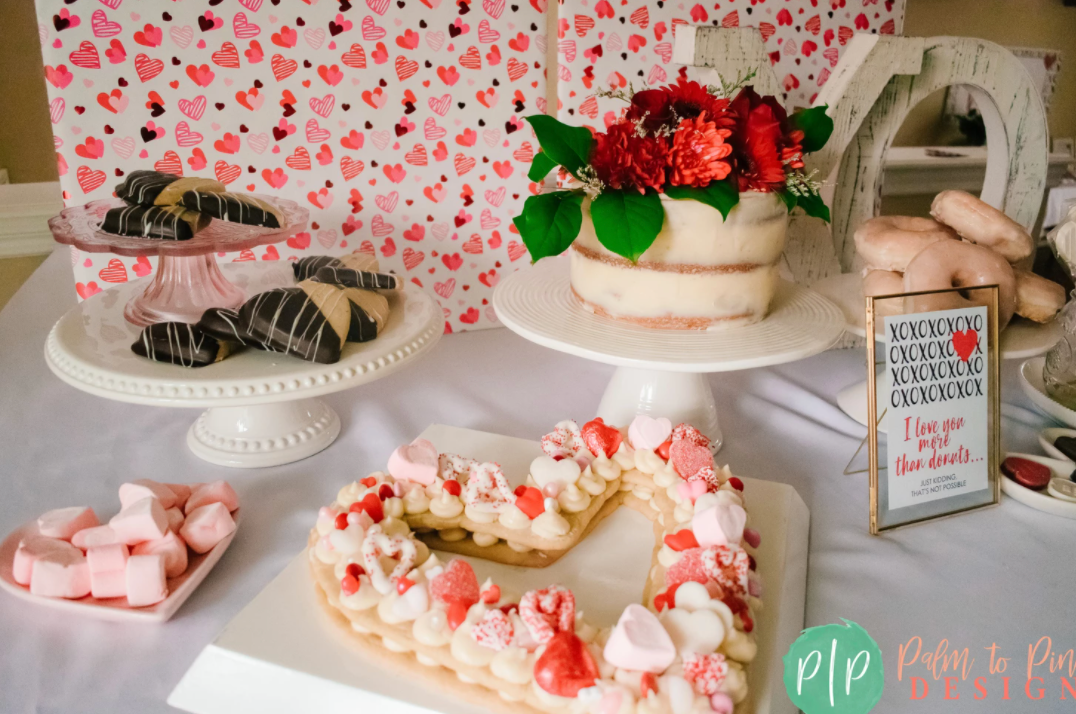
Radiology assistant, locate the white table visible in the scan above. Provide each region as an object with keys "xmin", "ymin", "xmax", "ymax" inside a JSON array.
[{"xmin": 1, "ymin": 250, "xmax": 1072, "ymax": 714}]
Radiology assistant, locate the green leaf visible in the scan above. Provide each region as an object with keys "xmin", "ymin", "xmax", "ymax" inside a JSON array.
[
  {"xmin": 796, "ymin": 191, "xmax": 831, "ymax": 223},
  {"xmin": 590, "ymin": 189, "xmax": 664, "ymax": 262},
  {"xmin": 525, "ymin": 115, "xmax": 593, "ymax": 178},
  {"xmin": 790, "ymin": 105, "xmax": 834, "ymax": 154},
  {"xmin": 664, "ymin": 180, "xmax": 741, "ymax": 221},
  {"xmin": 514, "ymin": 191, "xmax": 585, "ymax": 262},
  {"xmin": 777, "ymin": 189, "xmax": 797, "ymax": 214},
  {"xmin": 527, "ymin": 151, "xmax": 558, "ymax": 183}
]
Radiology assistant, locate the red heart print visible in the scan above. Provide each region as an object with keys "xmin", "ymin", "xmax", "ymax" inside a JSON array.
[
  {"xmin": 952, "ymin": 329, "xmax": 978, "ymax": 363},
  {"xmin": 98, "ymin": 258, "xmax": 128, "ymax": 283}
]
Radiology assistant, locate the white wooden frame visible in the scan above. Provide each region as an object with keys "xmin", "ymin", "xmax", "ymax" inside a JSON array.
[{"xmin": 676, "ymin": 28, "xmax": 1049, "ymax": 281}]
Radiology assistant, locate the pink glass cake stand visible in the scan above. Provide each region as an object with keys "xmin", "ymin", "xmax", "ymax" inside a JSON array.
[{"xmin": 49, "ymin": 197, "xmax": 308, "ymax": 327}]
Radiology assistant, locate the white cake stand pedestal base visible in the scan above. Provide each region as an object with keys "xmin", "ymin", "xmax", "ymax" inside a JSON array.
[
  {"xmin": 45, "ymin": 263, "xmax": 442, "ymax": 468},
  {"xmin": 494, "ymin": 257, "xmax": 845, "ymax": 453}
]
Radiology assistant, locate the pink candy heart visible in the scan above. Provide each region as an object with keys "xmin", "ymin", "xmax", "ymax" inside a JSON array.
[
  {"xmin": 628, "ymin": 415, "xmax": 672, "ymax": 451},
  {"xmin": 676, "ymin": 480, "xmax": 707, "ymax": 503},
  {"xmin": 386, "ymin": 438, "xmax": 439, "ymax": 485},
  {"xmin": 602, "ymin": 604, "xmax": 676, "ymax": 673},
  {"xmin": 692, "ymin": 504, "xmax": 747, "ymax": 548},
  {"xmin": 670, "ymin": 439, "xmax": 713, "ymax": 481}
]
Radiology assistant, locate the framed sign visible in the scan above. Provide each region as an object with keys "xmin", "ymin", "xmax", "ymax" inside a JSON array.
[{"xmin": 866, "ymin": 286, "xmax": 1002, "ymax": 533}]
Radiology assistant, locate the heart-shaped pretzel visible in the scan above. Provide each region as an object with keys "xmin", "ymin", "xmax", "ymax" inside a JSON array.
[
  {"xmin": 439, "ymin": 453, "xmax": 477, "ymax": 482},
  {"xmin": 361, "ymin": 524, "xmax": 418, "ymax": 595},
  {"xmin": 470, "ymin": 608, "xmax": 515, "ymax": 651},
  {"xmin": 462, "ymin": 462, "xmax": 516, "ymax": 513},
  {"xmin": 519, "ymin": 585, "xmax": 575, "ymax": 644},
  {"xmin": 540, "ymin": 420, "xmax": 584, "ymax": 460}
]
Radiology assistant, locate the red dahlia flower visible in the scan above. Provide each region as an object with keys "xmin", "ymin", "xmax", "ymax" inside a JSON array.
[
  {"xmin": 589, "ymin": 120, "xmax": 668, "ymax": 193},
  {"xmin": 667, "ymin": 115, "xmax": 733, "ymax": 188},
  {"xmin": 729, "ymin": 87, "xmax": 788, "ymax": 192},
  {"xmin": 665, "ymin": 79, "xmax": 734, "ymax": 129}
]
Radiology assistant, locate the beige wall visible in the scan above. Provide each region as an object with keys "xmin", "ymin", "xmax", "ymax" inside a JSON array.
[
  {"xmin": 896, "ymin": 0, "xmax": 1076, "ymax": 147},
  {"xmin": 0, "ymin": 0, "xmax": 1072, "ymax": 182},
  {"xmin": 0, "ymin": 0, "xmax": 58, "ymax": 183}
]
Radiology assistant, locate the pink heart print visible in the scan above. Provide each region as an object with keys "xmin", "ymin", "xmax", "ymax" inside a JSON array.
[{"xmin": 38, "ymin": 0, "xmax": 546, "ymax": 334}]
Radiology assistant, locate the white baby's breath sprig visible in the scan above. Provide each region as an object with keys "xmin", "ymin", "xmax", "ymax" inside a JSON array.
[
  {"xmin": 785, "ymin": 168, "xmax": 823, "ymax": 198},
  {"xmin": 575, "ymin": 165, "xmax": 605, "ymax": 200},
  {"xmin": 593, "ymin": 84, "xmax": 638, "ymax": 103},
  {"xmin": 706, "ymin": 67, "xmax": 758, "ymax": 99}
]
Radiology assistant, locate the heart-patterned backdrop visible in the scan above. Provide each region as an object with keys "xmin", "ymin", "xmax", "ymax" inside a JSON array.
[{"xmin": 36, "ymin": 0, "xmax": 904, "ymax": 334}]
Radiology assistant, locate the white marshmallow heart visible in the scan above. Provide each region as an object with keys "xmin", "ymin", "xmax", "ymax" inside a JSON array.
[
  {"xmin": 603, "ymin": 604, "xmax": 677, "ymax": 673},
  {"xmin": 673, "ymin": 581, "xmax": 735, "ymax": 629},
  {"xmin": 692, "ymin": 503, "xmax": 747, "ymax": 548},
  {"xmin": 529, "ymin": 455, "xmax": 582, "ymax": 489},
  {"xmin": 628, "ymin": 415, "xmax": 672, "ymax": 450},
  {"xmin": 659, "ymin": 607, "xmax": 726, "ymax": 655}
]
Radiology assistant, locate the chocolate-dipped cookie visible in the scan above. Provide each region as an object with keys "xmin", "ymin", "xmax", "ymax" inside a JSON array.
[
  {"xmin": 131, "ymin": 322, "xmax": 231, "ymax": 368},
  {"xmin": 236, "ymin": 286, "xmax": 345, "ymax": 363},
  {"xmin": 291, "ymin": 252, "xmax": 381, "ymax": 282},
  {"xmin": 153, "ymin": 177, "xmax": 226, "ymax": 206},
  {"xmin": 102, "ymin": 204, "xmax": 209, "ymax": 240},
  {"xmin": 196, "ymin": 308, "xmax": 249, "ymax": 345},
  {"xmin": 179, "ymin": 191, "xmax": 283, "ymax": 228},
  {"xmin": 311, "ymin": 265, "xmax": 401, "ymax": 291},
  {"xmin": 116, "ymin": 170, "xmax": 182, "ymax": 206}
]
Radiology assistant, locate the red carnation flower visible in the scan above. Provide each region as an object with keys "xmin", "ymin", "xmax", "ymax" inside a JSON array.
[
  {"xmin": 667, "ymin": 115, "xmax": 733, "ymax": 188},
  {"xmin": 589, "ymin": 120, "xmax": 668, "ymax": 193},
  {"xmin": 665, "ymin": 79, "xmax": 735, "ymax": 129}
]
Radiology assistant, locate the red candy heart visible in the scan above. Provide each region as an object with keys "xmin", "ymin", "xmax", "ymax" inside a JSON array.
[
  {"xmin": 430, "ymin": 559, "xmax": 480, "ymax": 608},
  {"xmin": 727, "ymin": 477, "xmax": 744, "ymax": 492},
  {"xmin": 360, "ymin": 476, "xmax": 378, "ymax": 488},
  {"xmin": 581, "ymin": 418, "xmax": 622, "ymax": 458},
  {"xmin": 378, "ymin": 484, "xmax": 395, "ymax": 500},
  {"xmin": 515, "ymin": 486, "xmax": 545, "ymax": 519},
  {"xmin": 669, "ymin": 440, "xmax": 714, "ymax": 481},
  {"xmin": 447, "ymin": 600, "xmax": 470, "ymax": 630},
  {"xmin": 1001, "ymin": 456, "xmax": 1051, "ymax": 490},
  {"xmin": 533, "ymin": 632, "xmax": 600, "ymax": 698},
  {"xmin": 334, "ymin": 512, "xmax": 349, "ymax": 530},
  {"xmin": 481, "ymin": 584, "xmax": 501, "ymax": 604},
  {"xmin": 397, "ymin": 577, "xmax": 416, "ymax": 595},
  {"xmin": 641, "ymin": 672, "xmax": 659, "ymax": 698},
  {"xmin": 656, "ymin": 439, "xmax": 672, "ymax": 460},
  {"xmin": 352, "ymin": 492, "xmax": 384, "ymax": 523},
  {"xmin": 664, "ymin": 529, "xmax": 700, "ymax": 552}
]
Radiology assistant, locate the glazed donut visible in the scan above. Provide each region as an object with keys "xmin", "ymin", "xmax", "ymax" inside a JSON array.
[
  {"xmin": 853, "ymin": 216, "xmax": 954, "ymax": 271},
  {"xmin": 930, "ymin": 190, "xmax": 1034, "ymax": 263},
  {"xmin": 862, "ymin": 270, "xmax": 905, "ymax": 317},
  {"xmin": 1014, "ymin": 270, "xmax": 1066, "ymax": 323},
  {"xmin": 902, "ymin": 239, "xmax": 1016, "ymax": 328}
]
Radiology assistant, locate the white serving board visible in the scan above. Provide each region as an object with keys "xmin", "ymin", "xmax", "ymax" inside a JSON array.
[{"xmin": 169, "ymin": 425, "xmax": 810, "ymax": 714}]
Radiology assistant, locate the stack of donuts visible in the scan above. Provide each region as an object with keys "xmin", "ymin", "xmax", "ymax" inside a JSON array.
[{"xmin": 854, "ymin": 190, "xmax": 1067, "ymax": 328}]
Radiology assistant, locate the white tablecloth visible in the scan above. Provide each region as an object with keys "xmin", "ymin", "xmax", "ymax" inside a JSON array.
[{"xmin": 1, "ymin": 250, "xmax": 1071, "ymax": 713}]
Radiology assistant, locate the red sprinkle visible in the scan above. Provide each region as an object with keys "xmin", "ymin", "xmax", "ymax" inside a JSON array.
[
  {"xmin": 346, "ymin": 563, "xmax": 366, "ymax": 579},
  {"xmin": 481, "ymin": 584, "xmax": 501, "ymax": 604},
  {"xmin": 728, "ymin": 477, "xmax": 744, "ymax": 492},
  {"xmin": 397, "ymin": 577, "xmax": 416, "ymax": 595},
  {"xmin": 340, "ymin": 574, "xmax": 360, "ymax": 596},
  {"xmin": 500, "ymin": 603, "xmax": 519, "ymax": 615},
  {"xmin": 741, "ymin": 610, "xmax": 754, "ymax": 633},
  {"xmin": 748, "ymin": 554, "xmax": 757, "ymax": 572},
  {"xmin": 334, "ymin": 513, "xmax": 349, "ymax": 530},
  {"xmin": 378, "ymin": 484, "xmax": 395, "ymax": 501},
  {"xmin": 442, "ymin": 479, "xmax": 462, "ymax": 497},
  {"xmin": 360, "ymin": 476, "xmax": 378, "ymax": 488}
]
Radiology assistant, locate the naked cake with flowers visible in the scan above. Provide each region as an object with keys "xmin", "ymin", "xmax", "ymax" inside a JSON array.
[
  {"xmin": 310, "ymin": 416, "xmax": 763, "ymax": 713},
  {"xmin": 514, "ymin": 78, "xmax": 833, "ymax": 329}
]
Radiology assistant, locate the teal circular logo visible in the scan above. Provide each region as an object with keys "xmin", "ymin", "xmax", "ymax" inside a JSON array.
[{"xmin": 782, "ymin": 620, "xmax": 884, "ymax": 714}]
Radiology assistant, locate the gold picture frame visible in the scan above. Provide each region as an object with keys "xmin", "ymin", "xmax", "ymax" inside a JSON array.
[{"xmin": 866, "ymin": 285, "xmax": 1001, "ymax": 534}]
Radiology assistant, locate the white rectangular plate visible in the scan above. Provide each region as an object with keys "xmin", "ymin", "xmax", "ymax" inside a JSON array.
[
  {"xmin": 169, "ymin": 426, "xmax": 809, "ymax": 713},
  {"xmin": 0, "ymin": 511, "xmax": 240, "ymax": 624}
]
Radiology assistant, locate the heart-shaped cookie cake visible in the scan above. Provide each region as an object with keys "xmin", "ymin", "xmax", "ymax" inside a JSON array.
[{"xmin": 309, "ymin": 416, "xmax": 761, "ymax": 713}]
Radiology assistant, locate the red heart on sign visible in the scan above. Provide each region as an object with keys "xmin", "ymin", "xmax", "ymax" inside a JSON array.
[{"xmin": 952, "ymin": 329, "xmax": 978, "ymax": 363}]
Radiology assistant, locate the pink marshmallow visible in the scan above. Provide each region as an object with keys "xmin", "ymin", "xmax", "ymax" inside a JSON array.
[
  {"xmin": 165, "ymin": 507, "xmax": 185, "ymax": 533},
  {"xmin": 37, "ymin": 506, "xmax": 99, "ymax": 541},
  {"xmin": 132, "ymin": 531, "xmax": 188, "ymax": 579},
  {"xmin": 125, "ymin": 554, "xmax": 168, "ymax": 607},
  {"xmin": 165, "ymin": 483, "xmax": 192, "ymax": 509},
  {"xmin": 30, "ymin": 548, "xmax": 91, "ymax": 599},
  {"xmin": 86, "ymin": 543, "xmax": 129, "ymax": 574},
  {"xmin": 108, "ymin": 497, "xmax": 168, "ymax": 546},
  {"xmin": 180, "ymin": 503, "xmax": 237, "ymax": 554},
  {"xmin": 13, "ymin": 536, "xmax": 80, "ymax": 586},
  {"xmin": 71, "ymin": 526, "xmax": 120, "ymax": 550},
  {"xmin": 90, "ymin": 569, "xmax": 127, "ymax": 599},
  {"xmin": 184, "ymin": 481, "xmax": 239, "ymax": 515},
  {"xmin": 119, "ymin": 480, "xmax": 177, "ymax": 510}
]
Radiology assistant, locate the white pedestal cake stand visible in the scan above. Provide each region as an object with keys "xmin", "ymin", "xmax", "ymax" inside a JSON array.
[
  {"xmin": 44, "ymin": 262, "xmax": 443, "ymax": 468},
  {"xmin": 813, "ymin": 272, "xmax": 1063, "ymax": 433},
  {"xmin": 493, "ymin": 257, "xmax": 846, "ymax": 453}
]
